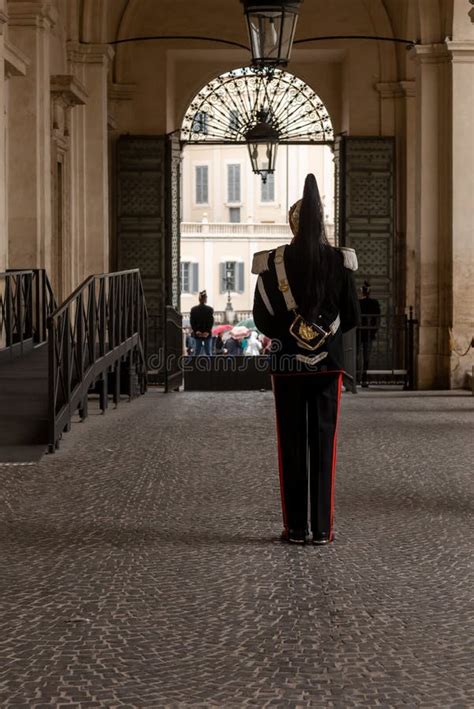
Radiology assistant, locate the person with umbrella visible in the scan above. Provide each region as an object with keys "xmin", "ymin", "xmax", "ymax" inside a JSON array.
[
  {"xmin": 212, "ymin": 324, "xmax": 233, "ymax": 355},
  {"xmin": 190, "ymin": 290, "xmax": 214, "ymax": 356},
  {"xmin": 252, "ymin": 174, "xmax": 360, "ymax": 545},
  {"xmin": 225, "ymin": 325, "xmax": 250, "ymax": 356}
]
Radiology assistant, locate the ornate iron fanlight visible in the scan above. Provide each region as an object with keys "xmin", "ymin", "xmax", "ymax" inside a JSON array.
[
  {"xmin": 240, "ymin": 0, "xmax": 303, "ymax": 67},
  {"xmin": 181, "ymin": 67, "xmax": 333, "ymax": 146}
]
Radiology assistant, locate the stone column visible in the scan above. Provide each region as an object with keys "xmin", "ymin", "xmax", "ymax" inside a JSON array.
[
  {"xmin": 400, "ymin": 81, "xmax": 416, "ymax": 310},
  {"xmin": 67, "ymin": 42, "xmax": 113, "ymax": 278},
  {"xmin": 446, "ymin": 39, "xmax": 474, "ymax": 388},
  {"xmin": 0, "ymin": 0, "xmax": 8, "ymax": 270},
  {"xmin": 7, "ymin": 0, "xmax": 56, "ymax": 271},
  {"xmin": 50, "ymin": 74, "xmax": 87, "ymax": 299},
  {"xmin": 413, "ymin": 44, "xmax": 452, "ymax": 389},
  {"xmin": 375, "ymin": 81, "xmax": 399, "ymax": 136}
]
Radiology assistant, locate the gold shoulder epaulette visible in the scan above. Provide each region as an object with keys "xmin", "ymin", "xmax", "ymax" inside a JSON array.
[{"xmin": 251, "ymin": 250, "xmax": 272, "ymax": 274}]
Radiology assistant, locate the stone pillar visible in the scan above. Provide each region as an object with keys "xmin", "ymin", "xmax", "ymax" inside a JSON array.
[
  {"xmin": 413, "ymin": 44, "xmax": 452, "ymax": 389},
  {"xmin": 400, "ymin": 81, "xmax": 416, "ymax": 310},
  {"xmin": 67, "ymin": 42, "xmax": 113, "ymax": 277},
  {"xmin": 7, "ymin": 0, "xmax": 56, "ymax": 271},
  {"xmin": 0, "ymin": 1, "xmax": 8, "ymax": 270},
  {"xmin": 50, "ymin": 74, "xmax": 87, "ymax": 299},
  {"xmin": 375, "ymin": 82, "xmax": 399, "ymax": 136},
  {"xmin": 446, "ymin": 39, "xmax": 474, "ymax": 388}
]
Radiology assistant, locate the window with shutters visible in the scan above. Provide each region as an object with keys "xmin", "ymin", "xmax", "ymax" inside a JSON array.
[
  {"xmin": 195, "ymin": 165, "xmax": 209, "ymax": 204},
  {"xmin": 180, "ymin": 262, "xmax": 199, "ymax": 293},
  {"xmin": 220, "ymin": 261, "xmax": 244, "ymax": 294},
  {"xmin": 227, "ymin": 164, "xmax": 241, "ymax": 203},
  {"xmin": 261, "ymin": 172, "xmax": 275, "ymax": 202}
]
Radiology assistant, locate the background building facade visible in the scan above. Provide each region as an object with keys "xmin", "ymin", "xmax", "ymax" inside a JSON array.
[{"xmin": 180, "ymin": 143, "xmax": 334, "ymax": 316}]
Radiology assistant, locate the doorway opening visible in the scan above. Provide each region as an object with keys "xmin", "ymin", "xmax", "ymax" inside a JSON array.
[
  {"xmin": 179, "ymin": 66, "xmax": 335, "ymax": 370},
  {"xmin": 180, "ymin": 141, "xmax": 335, "ymax": 330}
]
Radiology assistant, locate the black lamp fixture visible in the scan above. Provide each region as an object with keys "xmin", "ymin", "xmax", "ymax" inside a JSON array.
[
  {"xmin": 240, "ymin": 0, "xmax": 302, "ymax": 67},
  {"xmin": 245, "ymin": 110, "xmax": 280, "ymax": 183}
]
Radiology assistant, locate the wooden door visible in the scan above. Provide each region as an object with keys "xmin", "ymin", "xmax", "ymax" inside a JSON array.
[
  {"xmin": 116, "ymin": 134, "xmax": 182, "ymax": 382},
  {"xmin": 335, "ymin": 137, "xmax": 398, "ymax": 373}
]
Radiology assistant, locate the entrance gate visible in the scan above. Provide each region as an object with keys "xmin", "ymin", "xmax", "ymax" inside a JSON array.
[
  {"xmin": 116, "ymin": 134, "xmax": 182, "ymax": 387},
  {"xmin": 115, "ymin": 135, "xmax": 398, "ymax": 383},
  {"xmin": 336, "ymin": 136, "xmax": 400, "ymax": 376}
]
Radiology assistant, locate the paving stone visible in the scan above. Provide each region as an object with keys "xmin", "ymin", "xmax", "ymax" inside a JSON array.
[{"xmin": 0, "ymin": 389, "xmax": 473, "ymax": 707}]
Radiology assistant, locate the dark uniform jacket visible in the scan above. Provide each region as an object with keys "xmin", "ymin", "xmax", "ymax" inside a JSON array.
[
  {"xmin": 252, "ymin": 244, "xmax": 360, "ymax": 374},
  {"xmin": 190, "ymin": 303, "xmax": 214, "ymax": 337}
]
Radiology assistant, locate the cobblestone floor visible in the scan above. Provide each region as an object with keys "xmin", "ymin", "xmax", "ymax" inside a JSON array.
[{"xmin": 0, "ymin": 388, "xmax": 473, "ymax": 708}]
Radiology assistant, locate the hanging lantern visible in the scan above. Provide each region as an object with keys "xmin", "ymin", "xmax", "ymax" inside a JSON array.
[
  {"xmin": 245, "ymin": 114, "xmax": 280, "ymax": 183},
  {"xmin": 240, "ymin": 0, "xmax": 302, "ymax": 67}
]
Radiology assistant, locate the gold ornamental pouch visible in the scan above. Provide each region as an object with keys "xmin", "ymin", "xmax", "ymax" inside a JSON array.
[{"xmin": 289, "ymin": 313, "xmax": 330, "ymax": 352}]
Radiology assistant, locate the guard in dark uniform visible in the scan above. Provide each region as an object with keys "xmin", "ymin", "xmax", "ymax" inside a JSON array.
[
  {"xmin": 253, "ymin": 174, "xmax": 360, "ymax": 545},
  {"xmin": 190, "ymin": 290, "xmax": 214, "ymax": 356},
  {"xmin": 358, "ymin": 281, "xmax": 381, "ymax": 387}
]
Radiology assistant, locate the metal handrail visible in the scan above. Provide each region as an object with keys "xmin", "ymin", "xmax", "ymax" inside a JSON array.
[
  {"xmin": 0, "ymin": 269, "xmax": 56, "ymax": 360},
  {"xmin": 48, "ymin": 268, "xmax": 148, "ymax": 451},
  {"xmin": 49, "ymin": 269, "xmax": 146, "ymax": 319}
]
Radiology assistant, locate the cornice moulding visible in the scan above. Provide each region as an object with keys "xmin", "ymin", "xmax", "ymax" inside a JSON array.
[
  {"xmin": 67, "ymin": 41, "xmax": 114, "ymax": 66},
  {"xmin": 400, "ymin": 80, "xmax": 415, "ymax": 97},
  {"xmin": 4, "ymin": 38, "xmax": 29, "ymax": 77},
  {"xmin": 51, "ymin": 74, "xmax": 88, "ymax": 105},
  {"xmin": 375, "ymin": 82, "xmax": 404, "ymax": 98},
  {"xmin": 108, "ymin": 83, "xmax": 136, "ymax": 101},
  {"xmin": 411, "ymin": 43, "xmax": 450, "ymax": 64},
  {"xmin": 7, "ymin": 1, "xmax": 57, "ymax": 29},
  {"xmin": 446, "ymin": 40, "xmax": 474, "ymax": 63}
]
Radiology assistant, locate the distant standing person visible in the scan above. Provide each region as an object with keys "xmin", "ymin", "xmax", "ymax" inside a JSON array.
[
  {"xmin": 225, "ymin": 334, "xmax": 243, "ymax": 356},
  {"xmin": 184, "ymin": 327, "xmax": 195, "ymax": 356},
  {"xmin": 190, "ymin": 290, "xmax": 214, "ymax": 356},
  {"xmin": 214, "ymin": 333, "xmax": 225, "ymax": 355},
  {"xmin": 358, "ymin": 281, "xmax": 380, "ymax": 387}
]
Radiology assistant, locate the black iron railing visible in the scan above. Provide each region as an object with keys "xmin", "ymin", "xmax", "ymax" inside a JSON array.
[
  {"xmin": 355, "ymin": 307, "xmax": 418, "ymax": 389},
  {"xmin": 0, "ymin": 269, "xmax": 55, "ymax": 361},
  {"xmin": 48, "ymin": 269, "xmax": 147, "ymax": 451}
]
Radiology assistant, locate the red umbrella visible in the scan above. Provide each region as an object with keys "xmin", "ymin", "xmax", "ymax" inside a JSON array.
[{"xmin": 212, "ymin": 324, "xmax": 233, "ymax": 335}]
